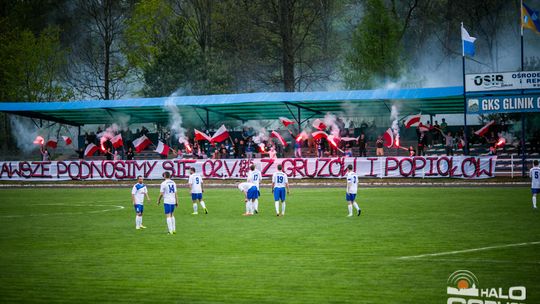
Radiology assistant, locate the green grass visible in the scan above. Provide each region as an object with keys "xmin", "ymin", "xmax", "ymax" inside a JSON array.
[{"xmin": 0, "ymin": 187, "xmax": 538, "ymax": 303}]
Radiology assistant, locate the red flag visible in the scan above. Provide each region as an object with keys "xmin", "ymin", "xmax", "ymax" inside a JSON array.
[
  {"xmin": 404, "ymin": 114, "xmax": 421, "ymax": 128},
  {"xmin": 46, "ymin": 138, "xmax": 58, "ymax": 149},
  {"xmin": 155, "ymin": 141, "xmax": 170, "ymax": 156},
  {"xmin": 110, "ymin": 134, "xmax": 123, "ymax": 148},
  {"xmin": 194, "ymin": 129, "xmax": 212, "ymax": 142},
  {"xmin": 133, "ymin": 135, "xmax": 152, "ymax": 153},
  {"xmin": 270, "ymin": 130, "xmax": 287, "ymax": 146},
  {"xmin": 279, "ymin": 117, "xmax": 295, "ymax": 127},
  {"xmin": 418, "ymin": 123, "xmax": 430, "ymax": 133},
  {"xmin": 211, "ymin": 125, "xmax": 229, "ymax": 143},
  {"xmin": 311, "ymin": 130, "xmax": 328, "ymax": 140},
  {"xmin": 84, "ymin": 143, "xmax": 99, "ymax": 157},
  {"xmin": 62, "ymin": 136, "xmax": 72, "ymax": 145},
  {"xmin": 474, "ymin": 120, "xmax": 495, "ymax": 137},
  {"xmin": 383, "ymin": 128, "xmax": 394, "ymax": 147},
  {"xmin": 312, "ymin": 119, "xmax": 327, "ymax": 131},
  {"xmin": 33, "ymin": 136, "xmax": 45, "ymax": 145}
]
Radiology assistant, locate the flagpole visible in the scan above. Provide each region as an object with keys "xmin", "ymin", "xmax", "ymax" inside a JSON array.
[
  {"xmin": 461, "ymin": 22, "xmax": 469, "ymax": 156},
  {"xmin": 520, "ymin": 0, "xmax": 526, "ymax": 177}
]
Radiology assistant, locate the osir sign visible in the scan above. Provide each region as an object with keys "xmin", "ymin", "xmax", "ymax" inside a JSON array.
[{"xmin": 465, "ymin": 71, "xmax": 540, "ymax": 92}]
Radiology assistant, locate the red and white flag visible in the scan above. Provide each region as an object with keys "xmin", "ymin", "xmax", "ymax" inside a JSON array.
[
  {"xmin": 295, "ymin": 131, "xmax": 309, "ymax": 142},
  {"xmin": 418, "ymin": 123, "xmax": 430, "ymax": 133},
  {"xmin": 46, "ymin": 138, "xmax": 58, "ymax": 149},
  {"xmin": 270, "ymin": 130, "xmax": 287, "ymax": 146},
  {"xmin": 84, "ymin": 143, "xmax": 99, "ymax": 157},
  {"xmin": 194, "ymin": 129, "xmax": 212, "ymax": 142},
  {"xmin": 155, "ymin": 141, "xmax": 170, "ymax": 156},
  {"xmin": 133, "ymin": 135, "xmax": 152, "ymax": 153},
  {"xmin": 327, "ymin": 134, "xmax": 340, "ymax": 148},
  {"xmin": 383, "ymin": 128, "xmax": 394, "ymax": 147},
  {"xmin": 111, "ymin": 134, "xmax": 123, "ymax": 148},
  {"xmin": 62, "ymin": 136, "xmax": 72, "ymax": 145},
  {"xmin": 404, "ymin": 114, "xmax": 421, "ymax": 128},
  {"xmin": 311, "ymin": 130, "xmax": 328, "ymax": 140},
  {"xmin": 312, "ymin": 119, "xmax": 327, "ymax": 131},
  {"xmin": 279, "ymin": 117, "xmax": 295, "ymax": 127},
  {"xmin": 474, "ymin": 120, "xmax": 495, "ymax": 137},
  {"xmin": 33, "ymin": 136, "xmax": 45, "ymax": 145},
  {"xmin": 340, "ymin": 137, "xmax": 358, "ymax": 142},
  {"xmin": 211, "ymin": 125, "xmax": 229, "ymax": 143}
]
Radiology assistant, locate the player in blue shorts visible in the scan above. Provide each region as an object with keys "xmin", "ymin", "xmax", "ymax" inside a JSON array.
[
  {"xmin": 272, "ymin": 164, "xmax": 289, "ymax": 216},
  {"xmin": 131, "ymin": 175, "xmax": 150, "ymax": 229},
  {"xmin": 345, "ymin": 164, "xmax": 361, "ymax": 217},
  {"xmin": 188, "ymin": 168, "xmax": 207, "ymax": 214},
  {"xmin": 531, "ymin": 160, "xmax": 540, "ymax": 209},
  {"xmin": 157, "ymin": 172, "xmax": 178, "ymax": 234},
  {"xmin": 238, "ymin": 182, "xmax": 258, "ymax": 216}
]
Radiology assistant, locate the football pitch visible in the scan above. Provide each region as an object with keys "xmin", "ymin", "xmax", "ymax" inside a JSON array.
[{"xmin": 0, "ymin": 186, "xmax": 538, "ymax": 303}]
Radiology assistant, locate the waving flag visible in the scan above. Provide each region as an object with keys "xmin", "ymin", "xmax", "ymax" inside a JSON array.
[
  {"xmin": 418, "ymin": 123, "xmax": 430, "ymax": 133},
  {"xmin": 84, "ymin": 143, "xmax": 99, "ymax": 157},
  {"xmin": 33, "ymin": 136, "xmax": 45, "ymax": 145},
  {"xmin": 295, "ymin": 131, "xmax": 309, "ymax": 142},
  {"xmin": 327, "ymin": 135, "xmax": 340, "ymax": 148},
  {"xmin": 270, "ymin": 130, "xmax": 287, "ymax": 146},
  {"xmin": 311, "ymin": 130, "xmax": 328, "ymax": 140},
  {"xmin": 194, "ymin": 129, "xmax": 212, "ymax": 142},
  {"xmin": 133, "ymin": 135, "xmax": 152, "ymax": 153},
  {"xmin": 474, "ymin": 120, "xmax": 495, "ymax": 137},
  {"xmin": 404, "ymin": 114, "xmax": 422, "ymax": 128},
  {"xmin": 211, "ymin": 125, "xmax": 229, "ymax": 143},
  {"xmin": 111, "ymin": 134, "xmax": 123, "ymax": 148},
  {"xmin": 155, "ymin": 141, "xmax": 170, "ymax": 156},
  {"xmin": 383, "ymin": 128, "xmax": 394, "ymax": 148},
  {"xmin": 62, "ymin": 136, "xmax": 72, "ymax": 145},
  {"xmin": 312, "ymin": 119, "xmax": 327, "ymax": 131},
  {"xmin": 340, "ymin": 137, "xmax": 358, "ymax": 142},
  {"xmin": 46, "ymin": 138, "xmax": 58, "ymax": 149},
  {"xmin": 522, "ymin": 2, "xmax": 540, "ymax": 33},
  {"xmin": 279, "ymin": 117, "xmax": 295, "ymax": 127},
  {"xmin": 461, "ymin": 24, "xmax": 476, "ymax": 57}
]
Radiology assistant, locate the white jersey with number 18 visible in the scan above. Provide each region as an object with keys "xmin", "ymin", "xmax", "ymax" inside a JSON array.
[{"xmin": 531, "ymin": 167, "xmax": 540, "ymax": 189}]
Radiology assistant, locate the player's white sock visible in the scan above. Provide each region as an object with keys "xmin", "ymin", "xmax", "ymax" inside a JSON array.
[
  {"xmin": 193, "ymin": 203, "xmax": 198, "ymax": 213},
  {"xmin": 166, "ymin": 218, "xmax": 172, "ymax": 233},
  {"xmin": 348, "ymin": 204, "xmax": 353, "ymax": 215},
  {"xmin": 246, "ymin": 202, "xmax": 251, "ymax": 214},
  {"xmin": 353, "ymin": 202, "xmax": 360, "ymax": 210},
  {"xmin": 135, "ymin": 216, "xmax": 140, "ymax": 228},
  {"xmin": 281, "ymin": 202, "xmax": 286, "ymax": 215},
  {"xmin": 200, "ymin": 201, "xmax": 206, "ymax": 209},
  {"xmin": 275, "ymin": 201, "xmax": 279, "ymax": 214},
  {"xmin": 533, "ymin": 195, "xmax": 537, "ymax": 208},
  {"xmin": 171, "ymin": 216, "xmax": 176, "ymax": 231},
  {"xmin": 254, "ymin": 199, "xmax": 259, "ymax": 211}
]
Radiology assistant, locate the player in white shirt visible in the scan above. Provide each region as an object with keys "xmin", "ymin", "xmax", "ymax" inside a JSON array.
[
  {"xmin": 247, "ymin": 164, "xmax": 262, "ymax": 213},
  {"xmin": 157, "ymin": 172, "xmax": 178, "ymax": 234},
  {"xmin": 272, "ymin": 164, "xmax": 289, "ymax": 216},
  {"xmin": 131, "ymin": 175, "xmax": 150, "ymax": 230},
  {"xmin": 345, "ymin": 165, "xmax": 361, "ymax": 217},
  {"xmin": 238, "ymin": 182, "xmax": 259, "ymax": 216},
  {"xmin": 531, "ymin": 160, "xmax": 540, "ymax": 209},
  {"xmin": 188, "ymin": 168, "xmax": 207, "ymax": 214}
]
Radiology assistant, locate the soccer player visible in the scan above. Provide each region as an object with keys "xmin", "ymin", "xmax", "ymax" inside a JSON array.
[
  {"xmin": 238, "ymin": 182, "xmax": 258, "ymax": 216},
  {"xmin": 247, "ymin": 164, "xmax": 262, "ymax": 213},
  {"xmin": 531, "ymin": 160, "xmax": 540, "ymax": 209},
  {"xmin": 345, "ymin": 164, "xmax": 361, "ymax": 217},
  {"xmin": 188, "ymin": 167, "xmax": 207, "ymax": 214},
  {"xmin": 132, "ymin": 175, "xmax": 150, "ymax": 230},
  {"xmin": 272, "ymin": 164, "xmax": 289, "ymax": 216},
  {"xmin": 157, "ymin": 172, "xmax": 178, "ymax": 234}
]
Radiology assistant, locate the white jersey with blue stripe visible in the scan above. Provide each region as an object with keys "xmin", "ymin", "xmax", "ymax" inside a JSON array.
[
  {"xmin": 160, "ymin": 179, "xmax": 177, "ymax": 204},
  {"xmin": 272, "ymin": 171, "xmax": 288, "ymax": 188},
  {"xmin": 531, "ymin": 167, "xmax": 540, "ymax": 189},
  {"xmin": 247, "ymin": 169, "xmax": 262, "ymax": 189},
  {"xmin": 131, "ymin": 183, "xmax": 147, "ymax": 204},
  {"xmin": 346, "ymin": 171, "xmax": 358, "ymax": 194}
]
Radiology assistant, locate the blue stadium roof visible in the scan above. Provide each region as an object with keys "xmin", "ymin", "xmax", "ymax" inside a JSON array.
[{"xmin": 0, "ymin": 86, "xmax": 465, "ymax": 126}]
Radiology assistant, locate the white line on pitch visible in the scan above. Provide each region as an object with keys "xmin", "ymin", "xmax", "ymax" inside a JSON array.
[{"xmin": 397, "ymin": 241, "xmax": 540, "ymax": 260}]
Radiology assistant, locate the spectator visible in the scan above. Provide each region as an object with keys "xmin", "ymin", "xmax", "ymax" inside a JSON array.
[
  {"xmin": 376, "ymin": 136, "xmax": 384, "ymax": 156},
  {"xmin": 417, "ymin": 133, "xmax": 426, "ymax": 156},
  {"xmin": 238, "ymin": 140, "xmax": 246, "ymax": 158},
  {"xmin": 294, "ymin": 140, "xmax": 302, "ymax": 158},
  {"xmin": 113, "ymin": 150, "xmax": 120, "ymax": 161},
  {"xmin": 441, "ymin": 131, "xmax": 454, "ymax": 156},
  {"xmin": 358, "ymin": 133, "xmax": 367, "ymax": 157},
  {"xmin": 220, "ymin": 144, "xmax": 228, "ymax": 159},
  {"xmin": 440, "ymin": 118, "xmax": 447, "ymax": 133},
  {"xmin": 433, "ymin": 121, "xmax": 440, "ymax": 144},
  {"xmin": 245, "ymin": 139, "xmax": 254, "ymax": 159},
  {"xmin": 233, "ymin": 138, "xmax": 240, "ymax": 158},
  {"xmin": 76, "ymin": 148, "xmax": 84, "ymax": 159},
  {"xmin": 268, "ymin": 146, "xmax": 277, "ymax": 159},
  {"xmin": 40, "ymin": 146, "xmax": 50, "ymax": 161},
  {"xmin": 105, "ymin": 148, "xmax": 113, "ymax": 160},
  {"xmin": 408, "ymin": 146, "xmax": 416, "ymax": 156},
  {"xmin": 126, "ymin": 147, "xmax": 134, "ymax": 160},
  {"xmin": 316, "ymin": 139, "xmax": 324, "ymax": 158}
]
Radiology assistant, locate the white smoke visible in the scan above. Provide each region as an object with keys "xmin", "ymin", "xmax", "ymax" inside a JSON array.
[
  {"xmin": 390, "ymin": 104, "xmax": 400, "ymax": 143},
  {"xmin": 244, "ymin": 120, "xmax": 269, "ymax": 144},
  {"xmin": 9, "ymin": 116, "xmax": 44, "ymax": 154},
  {"xmin": 165, "ymin": 91, "xmax": 188, "ymax": 145},
  {"xmin": 323, "ymin": 113, "xmax": 341, "ymax": 136}
]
